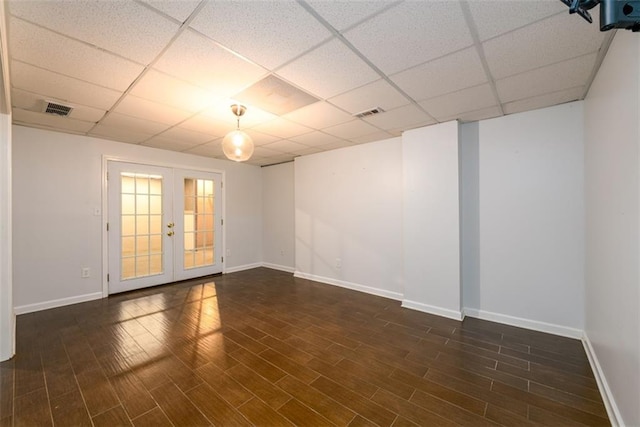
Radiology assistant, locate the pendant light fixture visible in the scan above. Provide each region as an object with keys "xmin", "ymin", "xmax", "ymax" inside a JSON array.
[{"xmin": 222, "ymin": 104, "xmax": 254, "ymax": 162}]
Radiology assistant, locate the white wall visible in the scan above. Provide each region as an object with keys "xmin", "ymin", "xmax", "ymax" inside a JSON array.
[
  {"xmin": 0, "ymin": 114, "xmax": 12, "ymax": 361},
  {"xmin": 262, "ymin": 162, "xmax": 295, "ymax": 272},
  {"xmin": 294, "ymin": 138, "xmax": 403, "ymax": 299},
  {"xmin": 402, "ymin": 122, "xmax": 461, "ymax": 319},
  {"xmin": 584, "ymin": 31, "xmax": 639, "ymax": 427},
  {"xmin": 472, "ymin": 102, "xmax": 585, "ymax": 336},
  {"xmin": 459, "ymin": 122, "xmax": 480, "ymax": 311},
  {"xmin": 12, "ymin": 125, "xmax": 262, "ymax": 311}
]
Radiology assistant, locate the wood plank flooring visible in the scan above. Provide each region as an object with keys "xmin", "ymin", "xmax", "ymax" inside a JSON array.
[{"xmin": 0, "ymin": 268, "xmax": 610, "ymax": 426}]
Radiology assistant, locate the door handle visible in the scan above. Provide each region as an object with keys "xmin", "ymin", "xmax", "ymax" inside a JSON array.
[
  {"xmin": 167, "ymin": 222, "xmax": 175, "ymax": 228},
  {"xmin": 167, "ymin": 231, "xmax": 175, "ymax": 237}
]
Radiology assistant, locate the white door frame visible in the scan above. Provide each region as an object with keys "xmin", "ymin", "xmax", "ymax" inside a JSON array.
[{"xmin": 101, "ymin": 156, "xmax": 226, "ymax": 297}]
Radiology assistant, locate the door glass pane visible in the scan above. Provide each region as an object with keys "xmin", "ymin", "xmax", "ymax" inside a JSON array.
[
  {"xmin": 120, "ymin": 173, "xmax": 164, "ymax": 280},
  {"xmin": 183, "ymin": 177, "xmax": 216, "ymax": 269}
]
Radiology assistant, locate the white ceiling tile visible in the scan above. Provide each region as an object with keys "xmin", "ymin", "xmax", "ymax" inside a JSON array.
[
  {"xmin": 154, "ymin": 30, "xmax": 267, "ymax": 99},
  {"xmin": 177, "ymin": 114, "xmax": 231, "ymax": 137},
  {"xmin": 183, "ymin": 140, "xmax": 225, "ymax": 157},
  {"xmin": 201, "ymin": 103, "xmax": 277, "ymax": 128},
  {"xmin": 141, "ymin": 136, "xmax": 203, "ymax": 151},
  {"xmin": 11, "ymin": 61, "xmax": 122, "ymax": 111},
  {"xmin": 276, "ymin": 39, "xmax": 380, "ymax": 100},
  {"xmin": 99, "ymin": 112, "xmax": 170, "ymax": 135},
  {"xmin": 283, "ymin": 102, "xmax": 353, "ymax": 129},
  {"xmin": 250, "ymin": 118, "xmax": 313, "ymax": 139},
  {"xmin": 350, "ymin": 131, "xmax": 395, "ymax": 145},
  {"xmin": 483, "ymin": 11, "xmax": 605, "ymax": 79},
  {"xmin": 242, "ymin": 129, "xmax": 282, "ymax": 147},
  {"xmin": 468, "ymin": 1, "xmax": 565, "ymax": 41},
  {"xmin": 10, "ymin": 18, "xmax": 144, "ymax": 91},
  {"xmin": 322, "ymin": 119, "xmax": 380, "ymax": 140},
  {"xmin": 12, "ymin": 88, "xmax": 106, "ymax": 122},
  {"xmin": 344, "ymin": 1, "xmax": 473, "ymax": 75},
  {"xmin": 503, "ymin": 86, "xmax": 584, "ymax": 115},
  {"xmin": 10, "ymin": 0, "xmax": 179, "ymax": 64},
  {"xmin": 130, "ymin": 69, "xmax": 218, "ymax": 113},
  {"xmin": 189, "ymin": 0, "xmax": 332, "ymax": 70},
  {"xmin": 363, "ymin": 104, "xmax": 434, "ymax": 131},
  {"xmin": 137, "ymin": 0, "xmax": 201, "ymax": 22},
  {"xmin": 496, "ymin": 53, "xmax": 596, "ymax": 103},
  {"xmin": 456, "ymin": 106, "xmax": 503, "ymax": 123},
  {"xmin": 418, "ymin": 84, "xmax": 497, "ymax": 121},
  {"xmin": 305, "ymin": 0, "xmax": 397, "ymax": 31},
  {"xmin": 328, "ymin": 79, "xmax": 410, "ymax": 115},
  {"xmin": 13, "ymin": 108, "xmax": 95, "ymax": 133},
  {"xmin": 391, "ymin": 47, "xmax": 488, "ymax": 102},
  {"xmin": 263, "ymin": 140, "xmax": 309, "ymax": 154},
  {"xmin": 112, "ymin": 95, "xmax": 194, "ymax": 126},
  {"xmin": 253, "ymin": 145, "xmax": 286, "ymax": 157},
  {"xmin": 289, "ymin": 131, "xmax": 348, "ymax": 147},
  {"xmin": 89, "ymin": 124, "xmax": 153, "ymax": 143},
  {"xmin": 157, "ymin": 126, "xmax": 216, "ymax": 145}
]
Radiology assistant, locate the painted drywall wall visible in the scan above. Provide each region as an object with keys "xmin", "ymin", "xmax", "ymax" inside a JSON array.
[
  {"xmin": 12, "ymin": 125, "xmax": 262, "ymax": 311},
  {"xmin": 473, "ymin": 102, "xmax": 585, "ymax": 336},
  {"xmin": 294, "ymin": 138, "xmax": 403, "ymax": 299},
  {"xmin": 584, "ymin": 31, "xmax": 640, "ymax": 427},
  {"xmin": 0, "ymin": 114, "xmax": 12, "ymax": 361},
  {"xmin": 459, "ymin": 121, "xmax": 480, "ymax": 311},
  {"xmin": 402, "ymin": 121, "xmax": 461, "ymax": 319},
  {"xmin": 262, "ymin": 162, "xmax": 295, "ymax": 272}
]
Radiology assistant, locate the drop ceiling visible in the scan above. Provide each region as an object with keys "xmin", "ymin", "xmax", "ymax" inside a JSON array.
[{"xmin": 6, "ymin": 0, "xmax": 610, "ymax": 166}]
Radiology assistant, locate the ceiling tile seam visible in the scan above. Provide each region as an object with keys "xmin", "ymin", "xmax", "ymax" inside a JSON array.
[
  {"xmin": 478, "ymin": 10, "xmax": 568, "ymax": 44},
  {"xmin": 185, "ymin": 26, "xmax": 272, "ymax": 79},
  {"xmin": 459, "ymin": 1, "xmax": 504, "ymax": 116},
  {"xmin": 295, "ymin": 0, "xmax": 437, "ymax": 124},
  {"xmin": 502, "ymin": 84, "xmax": 586, "ymax": 107},
  {"xmin": 417, "ymin": 81, "xmax": 491, "ymax": 104},
  {"xmin": 493, "ymin": 50, "xmax": 604, "ymax": 84},
  {"xmin": 330, "ymin": 0, "xmax": 405, "ymax": 34},
  {"xmin": 88, "ymin": 0, "xmax": 211, "ymax": 136},
  {"xmin": 8, "ymin": 15, "xmax": 151, "ymax": 68},
  {"xmin": 581, "ymin": 30, "xmax": 616, "ymax": 99},
  {"xmin": 133, "ymin": 0, "xmax": 196, "ymax": 26},
  {"xmin": 9, "ymin": 59, "xmax": 125, "ymax": 96}
]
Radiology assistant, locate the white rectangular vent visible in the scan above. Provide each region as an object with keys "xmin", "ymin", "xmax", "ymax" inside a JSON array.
[
  {"xmin": 43, "ymin": 101, "xmax": 73, "ymax": 117},
  {"xmin": 354, "ymin": 107, "xmax": 384, "ymax": 118}
]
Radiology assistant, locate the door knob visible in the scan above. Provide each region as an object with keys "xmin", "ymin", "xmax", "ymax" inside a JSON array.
[
  {"xmin": 167, "ymin": 222, "xmax": 175, "ymax": 228},
  {"xmin": 167, "ymin": 231, "xmax": 175, "ymax": 236}
]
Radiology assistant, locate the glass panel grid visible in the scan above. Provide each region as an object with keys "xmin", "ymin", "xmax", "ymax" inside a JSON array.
[
  {"xmin": 121, "ymin": 173, "xmax": 164, "ymax": 280},
  {"xmin": 183, "ymin": 178, "xmax": 216, "ymax": 270}
]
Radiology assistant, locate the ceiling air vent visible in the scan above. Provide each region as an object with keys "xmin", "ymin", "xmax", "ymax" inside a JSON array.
[
  {"xmin": 43, "ymin": 101, "xmax": 73, "ymax": 117},
  {"xmin": 354, "ymin": 107, "xmax": 384, "ymax": 119}
]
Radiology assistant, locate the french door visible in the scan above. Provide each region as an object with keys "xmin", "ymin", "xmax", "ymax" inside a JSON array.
[{"xmin": 107, "ymin": 161, "xmax": 223, "ymax": 294}]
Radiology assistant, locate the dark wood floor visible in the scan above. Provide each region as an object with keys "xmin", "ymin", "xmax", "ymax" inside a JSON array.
[{"xmin": 0, "ymin": 267, "xmax": 609, "ymax": 426}]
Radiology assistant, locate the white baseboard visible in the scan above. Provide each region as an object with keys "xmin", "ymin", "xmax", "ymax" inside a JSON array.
[
  {"xmin": 402, "ymin": 299, "xmax": 464, "ymax": 321},
  {"xmin": 293, "ymin": 271, "xmax": 403, "ymax": 301},
  {"xmin": 14, "ymin": 292, "xmax": 103, "ymax": 315},
  {"xmin": 463, "ymin": 308, "xmax": 583, "ymax": 339},
  {"xmin": 262, "ymin": 263, "xmax": 295, "ymax": 273},
  {"xmin": 224, "ymin": 262, "xmax": 263, "ymax": 274},
  {"xmin": 582, "ymin": 334, "xmax": 623, "ymax": 427}
]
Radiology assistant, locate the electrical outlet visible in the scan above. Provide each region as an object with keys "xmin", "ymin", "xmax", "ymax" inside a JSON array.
[{"xmin": 81, "ymin": 267, "xmax": 90, "ymax": 278}]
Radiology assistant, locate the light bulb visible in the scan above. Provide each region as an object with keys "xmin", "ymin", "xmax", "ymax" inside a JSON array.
[{"xmin": 222, "ymin": 130, "xmax": 254, "ymax": 162}]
